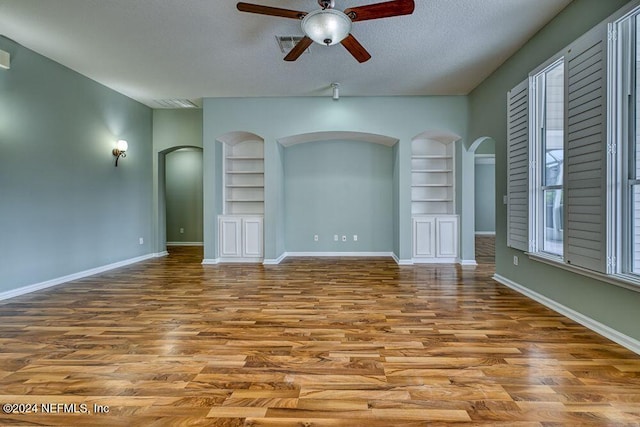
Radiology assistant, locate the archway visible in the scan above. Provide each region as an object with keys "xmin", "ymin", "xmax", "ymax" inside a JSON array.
[
  {"xmin": 157, "ymin": 145, "xmax": 203, "ymax": 255},
  {"xmin": 469, "ymin": 137, "xmax": 496, "ymax": 264}
]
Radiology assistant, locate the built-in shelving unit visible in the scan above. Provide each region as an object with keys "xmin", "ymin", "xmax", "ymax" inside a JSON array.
[
  {"xmin": 411, "ymin": 140, "xmax": 455, "ymax": 215},
  {"xmin": 411, "ymin": 138, "xmax": 458, "ymax": 263},
  {"xmin": 223, "ymin": 141, "xmax": 264, "ymax": 215}
]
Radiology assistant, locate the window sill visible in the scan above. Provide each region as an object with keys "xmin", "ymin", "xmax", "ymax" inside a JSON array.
[{"xmin": 526, "ymin": 252, "xmax": 640, "ymax": 293}]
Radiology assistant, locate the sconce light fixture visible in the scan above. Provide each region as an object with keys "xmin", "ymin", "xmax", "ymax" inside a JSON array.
[
  {"xmin": 331, "ymin": 82, "xmax": 340, "ymax": 101},
  {"xmin": 112, "ymin": 139, "xmax": 128, "ymax": 167}
]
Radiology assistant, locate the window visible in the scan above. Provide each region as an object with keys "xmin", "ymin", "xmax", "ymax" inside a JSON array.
[
  {"xmin": 531, "ymin": 59, "xmax": 565, "ymax": 257},
  {"xmin": 614, "ymin": 10, "xmax": 640, "ymax": 278},
  {"xmin": 505, "ymin": 0, "xmax": 640, "ymax": 288}
]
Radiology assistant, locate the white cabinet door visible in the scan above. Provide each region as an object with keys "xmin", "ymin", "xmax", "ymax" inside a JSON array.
[
  {"xmin": 219, "ymin": 217, "xmax": 242, "ymax": 258},
  {"xmin": 436, "ymin": 216, "xmax": 458, "ymax": 258},
  {"xmin": 242, "ymin": 217, "xmax": 263, "ymax": 258},
  {"xmin": 413, "ymin": 217, "xmax": 436, "ymax": 258}
]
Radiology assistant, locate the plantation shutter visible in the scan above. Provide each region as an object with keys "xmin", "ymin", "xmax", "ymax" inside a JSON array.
[
  {"xmin": 564, "ymin": 24, "xmax": 608, "ymax": 272},
  {"xmin": 507, "ymin": 79, "xmax": 530, "ymax": 251}
]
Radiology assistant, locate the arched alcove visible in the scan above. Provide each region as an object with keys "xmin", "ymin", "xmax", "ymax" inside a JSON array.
[
  {"xmin": 277, "ymin": 131, "xmax": 399, "ymax": 257},
  {"xmin": 409, "ymin": 130, "xmax": 463, "ymax": 263}
]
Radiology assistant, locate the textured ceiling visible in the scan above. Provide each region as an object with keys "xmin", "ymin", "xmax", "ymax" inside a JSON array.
[{"xmin": 0, "ymin": 0, "xmax": 572, "ymax": 107}]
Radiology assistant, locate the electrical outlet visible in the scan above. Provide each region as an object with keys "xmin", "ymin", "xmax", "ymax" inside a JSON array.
[
  {"xmin": 180, "ymin": 228, "xmax": 184, "ymax": 234},
  {"xmin": 513, "ymin": 255, "xmax": 519, "ymax": 266},
  {"xmin": 334, "ymin": 235, "xmax": 338, "ymax": 241},
  {"xmin": 353, "ymin": 235, "xmax": 358, "ymax": 241},
  {"xmin": 314, "ymin": 234, "xmax": 319, "ymax": 241},
  {"xmin": 341, "ymin": 235, "xmax": 347, "ymax": 242},
  {"xmin": 139, "ymin": 237, "xmax": 144, "ymax": 245}
]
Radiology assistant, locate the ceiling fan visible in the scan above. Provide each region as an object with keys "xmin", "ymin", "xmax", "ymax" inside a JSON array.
[{"xmin": 236, "ymin": 0, "xmax": 415, "ymax": 63}]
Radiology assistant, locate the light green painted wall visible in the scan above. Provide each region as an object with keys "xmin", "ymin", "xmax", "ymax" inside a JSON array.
[
  {"xmin": 203, "ymin": 96, "xmax": 469, "ymax": 261},
  {"xmin": 152, "ymin": 109, "xmax": 203, "ymax": 253},
  {"xmin": 0, "ymin": 36, "xmax": 153, "ymax": 293},
  {"xmin": 165, "ymin": 149, "xmax": 203, "ymax": 243},
  {"xmin": 468, "ymin": 0, "xmax": 640, "ymax": 341},
  {"xmin": 284, "ymin": 140, "xmax": 393, "ymax": 252}
]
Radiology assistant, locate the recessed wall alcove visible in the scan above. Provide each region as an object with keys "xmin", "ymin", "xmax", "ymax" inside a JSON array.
[{"xmin": 279, "ymin": 131, "xmax": 398, "ymax": 256}]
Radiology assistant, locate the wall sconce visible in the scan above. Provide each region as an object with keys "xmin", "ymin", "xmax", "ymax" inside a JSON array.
[
  {"xmin": 112, "ymin": 139, "xmax": 128, "ymax": 167},
  {"xmin": 331, "ymin": 82, "xmax": 340, "ymax": 101}
]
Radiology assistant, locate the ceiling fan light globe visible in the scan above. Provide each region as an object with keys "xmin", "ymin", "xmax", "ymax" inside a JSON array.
[{"xmin": 301, "ymin": 9, "xmax": 352, "ymax": 46}]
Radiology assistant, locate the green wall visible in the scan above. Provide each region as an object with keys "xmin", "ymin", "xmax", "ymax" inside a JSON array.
[
  {"xmin": 284, "ymin": 140, "xmax": 393, "ymax": 252},
  {"xmin": 165, "ymin": 148, "xmax": 203, "ymax": 244},
  {"xmin": 468, "ymin": 0, "xmax": 640, "ymax": 341},
  {"xmin": 0, "ymin": 36, "xmax": 153, "ymax": 293}
]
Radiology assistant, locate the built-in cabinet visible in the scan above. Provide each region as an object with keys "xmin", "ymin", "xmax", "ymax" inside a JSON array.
[
  {"xmin": 218, "ymin": 216, "xmax": 263, "ymax": 260},
  {"xmin": 218, "ymin": 139, "xmax": 264, "ymax": 262},
  {"xmin": 411, "ymin": 139, "xmax": 459, "ymax": 262}
]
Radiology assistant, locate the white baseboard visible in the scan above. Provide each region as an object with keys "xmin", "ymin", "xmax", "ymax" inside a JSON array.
[
  {"xmin": 460, "ymin": 259, "xmax": 478, "ymax": 266},
  {"xmin": 390, "ymin": 253, "xmax": 413, "ymax": 265},
  {"xmin": 201, "ymin": 258, "xmax": 220, "ymax": 265},
  {"xmin": 154, "ymin": 251, "xmax": 169, "ymax": 257},
  {"xmin": 167, "ymin": 242, "xmax": 203, "ymax": 246},
  {"xmin": 263, "ymin": 253, "xmax": 287, "ymax": 265},
  {"xmin": 286, "ymin": 251, "xmax": 394, "ymax": 258},
  {"xmin": 0, "ymin": 253, "xmax": 160, "ymax": 302},
  {"xmin": 493, "ymin": 274, "xmax": 640, "ymax": 356},
  {"xmin": 262, "ymin": 252, "xmax": 397, "ymax": 265},
  {"xmin": 475, "ymin": 231, "xmax": 496, "ymax": 236}
]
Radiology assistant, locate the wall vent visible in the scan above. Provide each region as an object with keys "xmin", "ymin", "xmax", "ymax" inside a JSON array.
[
  {"xmin": 276, "ymin": 35, "xmax": 311, "ymax": 54},
  {"xmin": 153, "ymin": 99, "xmax": 199, "ymax": 108}
]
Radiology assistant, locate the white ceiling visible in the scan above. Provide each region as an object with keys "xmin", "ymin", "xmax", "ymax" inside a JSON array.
[{"xmin": 0, "ymin": 0, "xmax": 572, "ymax": 108}]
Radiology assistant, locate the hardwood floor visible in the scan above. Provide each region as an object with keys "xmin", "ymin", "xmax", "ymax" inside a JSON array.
[{"xmin": 0, "ymin": 246, "xmax": 639, "ymax": 426}]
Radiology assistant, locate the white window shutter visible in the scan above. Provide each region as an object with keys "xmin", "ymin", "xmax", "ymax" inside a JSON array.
[
  {"xmin": 507, "ymin": 79, "xmax": 530, "ymax": 251},
  {"xmin": 564, "ymin": 23, "xmax": 608, "ymax": 272}
]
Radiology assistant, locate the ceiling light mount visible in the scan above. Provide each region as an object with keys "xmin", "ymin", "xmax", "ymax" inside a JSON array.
[{"xmin": 331, "ymin": 82, "xmax": 340, "ymax": 100}]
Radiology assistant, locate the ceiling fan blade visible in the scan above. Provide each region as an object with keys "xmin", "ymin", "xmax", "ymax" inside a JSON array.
[
  {"xmin": 341, "ymin": 34, "xmax": 371, "ymax": 63},
  {"xmin": 284, "ymin": 36, "xmax": 313, "ymax": 61},
  {"xmin": 344, "ymin": 0, "xmax": 414, "ymax": 22},
  {"xmin": 237, "ymin": 2, "xmax": 307, "ymax": 19}
]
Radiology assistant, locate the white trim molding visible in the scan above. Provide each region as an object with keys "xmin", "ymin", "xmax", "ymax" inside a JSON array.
[
  {"xmin": 263, "ymin": 253, "xmax": 287, "ymax": 265},
  {"xmin": 475, "ymin": 231, "xmax": 496, "ymax": 236},
  {"xmin": 201, "ymin": 258, "xmax": 220, "ymax": 265},
  {"xmin": 459, "ymin": 259, "xmax": 478, "ymax": 266},
  {"xmin": 166, "ymin": 242, "xmax": 204, "ymax": 246},
  {"xmin": 493, "ymin": 274, "xmax": 640, "ymax": 356},
  {"xmin": 286, "ymin": 251, "xmax": 395, "ymax": 258},
  {"xmin": 0, "ymin": 253, "xmax": 160, "ymax": 302}
]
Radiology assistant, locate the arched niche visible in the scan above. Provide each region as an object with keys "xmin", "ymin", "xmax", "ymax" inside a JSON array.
[{"xmin": 278, "ymin": 131, "xmax": 398, "ymax": 147}]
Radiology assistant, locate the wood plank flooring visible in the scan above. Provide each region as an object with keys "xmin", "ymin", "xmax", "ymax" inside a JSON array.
[{"xmin": 0, "ymin": 246, "xmax": 639, "ymax": 426}]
